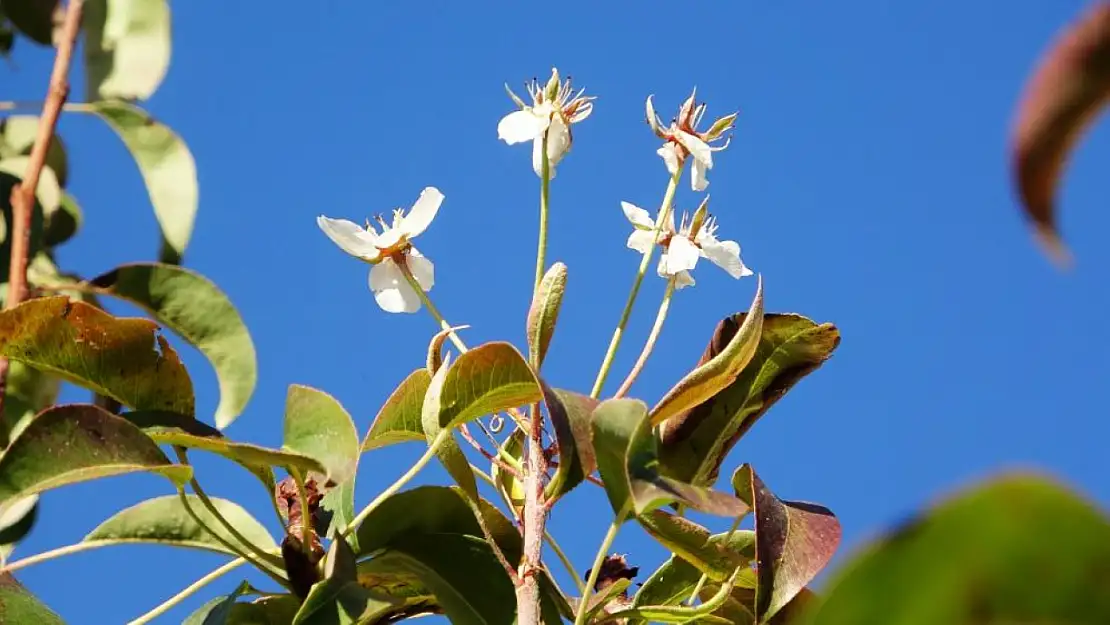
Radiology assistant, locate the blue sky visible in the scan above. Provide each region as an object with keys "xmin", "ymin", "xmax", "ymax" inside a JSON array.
[{"xmin": 6, "ymin": 1, "xmax": 1110, "ymax": 622}]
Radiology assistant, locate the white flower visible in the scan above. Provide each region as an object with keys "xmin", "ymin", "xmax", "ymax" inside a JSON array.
[
  {"xmin": 498, "ymin": 68, "xmax": 594, "ymax": 179},
  {"xmin": 317, "ymin": 187, "xmax": 443, "ymax": 313},
  {"xmin": 621, "ymin": 199, "xmax": 752, "ymax": 289},
  {"xmin": 647, "ymin": 91, "xmax": 736, "ymax": 192}
]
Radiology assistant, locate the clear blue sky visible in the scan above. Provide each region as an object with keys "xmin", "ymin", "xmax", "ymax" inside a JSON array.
[{"xmin": 7, "ymin": 1, "xmax": 1110, "ymax": 622}]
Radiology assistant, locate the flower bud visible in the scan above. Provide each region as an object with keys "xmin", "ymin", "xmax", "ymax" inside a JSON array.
[
  {"xmin": 689, "ymin": 196, "xmax": 710, "ymax": 237},
  {"xmin": 645, "ymin": 95, "xmax": 666, "ymax": 137},
  {"xmin": 704, "ymin": 112, "xmax": 738, "ymax": 141},
  {"xmin": 544, "ymin": 68, "xmax": 561, "ymax": 102}
]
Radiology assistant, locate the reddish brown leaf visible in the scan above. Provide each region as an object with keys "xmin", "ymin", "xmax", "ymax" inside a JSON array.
[{"xmin": 1013, "ymin": 3, "xmax": 1110, "ymax": 265}]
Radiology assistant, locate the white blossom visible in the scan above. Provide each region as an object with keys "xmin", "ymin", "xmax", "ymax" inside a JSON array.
[
  {"xmin": 317, "ymin": 187, "xmax": 443, "ymax": 313},
  {"xmin": 498, "ymin": 68, "xmax": 593, "ymax": 179},
  {"xmin": 646, "ymin": 91, "xmax": 736, "ymax": 192}
]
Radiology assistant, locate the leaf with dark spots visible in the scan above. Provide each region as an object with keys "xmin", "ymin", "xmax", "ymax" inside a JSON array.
[
  {"xmin": 1012, "ymin": 3, "xmax": 1110, "ymax": 265},
  {"xmin": 732, "ymin": 465, "xmax": 840, "ymax": 622},
  {"xmin": 0, "ymin": 297, "xmax": 195, "ymax": 416},
  {"xmin": 659, "ymin": 313, "xmax": 839, "ymax": 486},
  {"xmin": 0, "ymin": 404, "xmax": 192, "ymax": 510}
]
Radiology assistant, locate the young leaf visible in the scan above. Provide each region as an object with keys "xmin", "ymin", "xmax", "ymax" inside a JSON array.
[
  {"xmin": 543, "ymin": 383, "xmax": 598, "ymax": 501},
  {"xmin": 2, "ymin": 0, "xmax": 59, "ymax": 46},
  {"xmin": 659, "ymin": 313, "xmax": 840, "ymax": 486},
  {"xmin": 426, "ymin": 324, "xmax": 467, "ymax": 374},
  {"xmin": 0, "ymin": 573, "xmax": 64, "ymax": 625},
  {"xmin": 89, "ymin": 263, "xmax": 258, "ymax": 429},
  {"xmin": 732, "ymin": 465, "xmax": 840, "ymax": 622},
  {"xmin": 1012, "ymin": 3, "xmax": 1110, "ymax": 265},
  {"xmin": 282, "ymin": 385, "xmax": 359, "ymax": 485},
  {"xmin": 421, "ymin": 353, "xmax": 477, "ymax": 497},
  {"xmin": 0, "ymin": 297, "xmax": 195, "ymax": 415},
  {"xmin": 526, "ymin": 261, "xmax": 567, "ymax": 369},
  {"xmin": 90, "ymin": 101, "xmax": 198, "ymax": 261},
  {"xmin": 608, "ymin": 567, "xmax": 742, "ymax": 624},
  {"xmin": 634, "ymin": 532, "xmax": 753, "ymax": 610},
  {"xmin": 432, "ymin": 341, "xmax": 542, "ymax": 430},
  {"xmin": 592, "ymin": 398, "xmax": 749, "ymax": 520},
  {"xmin": 637, "ymin": 510, "xmax": 756, "ymax": 584},
  {"xmin": 0, "ymin": 404, "xmax": 192, "ymax": 510},
  {"xmin": 362, "ymin": 368, "xmax": 430, "ymax": 451},
  {"xmin": 83, "ymin": 0, "xmax": 171, "ymax": 101},
  {"xmin": 490, "ymin": 428, "xmax": 525, "ymax": 518},
  {"xmin": 650, "ymin": 277, "xmax": 764, "ymax": 426},
  {"xmin": 805, "ymin": 474, "xmax": 1110, "ymax": 625},
  {"xmin": 84, "ymin": 494, "xmax": 278, "ymax": 555}
]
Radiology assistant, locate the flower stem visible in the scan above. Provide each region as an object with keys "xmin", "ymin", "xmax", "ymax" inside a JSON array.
[
  {"xmin": 126, "ymin": 557, "xmax": 249, "ymax": 625},
  {"xmin": 535, "ymin": 133, "xmax": 551, "ymax": 291},
  {"xmin": 1, "ymin": 542, "xmax": 108, "ymax": 574},
  {"xmin": 396, "ymin": 256, "xmax": 467, "ymax": 354},
  {"xmin": 590, "ymin": 167, "xmax": 684, "ymax": 398},
  {"xmin": 290, "ymin": 468, "xmax": 314, "ymax": 557},
  {"xmin": 614, "ymin": 277, "xmax": 677, "ymax": 398},
  {"xmin": 342, "ymin": 429, "xmax": 451, "ymax": 537},
  {"xmin": 575, "ymin": 509, "xmax": 628, "ymax": 625}
]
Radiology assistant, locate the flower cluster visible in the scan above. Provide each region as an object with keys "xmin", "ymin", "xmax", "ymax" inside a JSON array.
[{"xmin": 498, "ymin": 68, "xmax": 595, "ymax": 179}]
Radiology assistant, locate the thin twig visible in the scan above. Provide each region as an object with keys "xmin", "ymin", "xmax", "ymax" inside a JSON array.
[
  {"xmin": 0, "ymin": 0, "xmax": 84, "ymax": 417},
  {"xmin": 459, "ymin": 424, "xmax": 524, "ymax": 479}
]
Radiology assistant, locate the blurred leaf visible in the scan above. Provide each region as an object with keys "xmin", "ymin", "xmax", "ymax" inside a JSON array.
[
  {"xmin": 123, "ymin": 409, "xmax": 314, "ymax": 487},
  {"xmin": 0, "ymin": 170, "xmax": 46, "ymax": 278},
  {"xmin": 283, "ymin": 385, "xmax": 359, "ymax": 485},
  {"xmin": 90, "ymin": 100, "xmax": 197, "ymax": 262},
  {"xmin": 0, "ymin": 14, "xmax": 14, "ymax": 56},
  {"xmin": 42, "ymin": 193, "xmax": 80, "ymax": 247},
  {"xmin": 733, "ymin": 465, "xmax": 840, "ymax": 622},
  {"xmin": 294, "ymin": 580, "xmax": 397, "ymax": 625},
  {"xmin": 526, "ymin": 261, "xmax": 566, "ymax": 369},
  {"xmin": 2, "ymin": 0, "xmax": 59, "ymax": 46},
  {"xmin": 0, "ymin": 157, "xmax": 60, "ymax": 214},
  {"xmin": 592, "ymin": 398, "xmax": 749, "ymax": 519},
  {"xmin": 660, "ymin": 313, "xmax": 840, "ymax": 486},
  {"xmin": 188, "ymin": 595, "xmax": 300, "ymax": 625},
  {"xmin": 358, "ymin": 534, "xmax": 517, "ymax": 625},
  {"xmin": 608, "ymin": 568, "xmax": 742, "ymax": 624},
  {"xmin": 83, "ymin": 0, "xmax": 170, "ymax": 100},
  {"xmin": 432, "ymin": 341, "xmax": 541, "ymax": 430},
  {"xmin": 0, "ymin": 494, "xmax": 37, "ymax": 549},
  {"xmin": 651, "ymin": 277, "xmax": 763, "ymax": 426},
  {"xmin": 181, "ymin": 580, "xmax": 250, "ymax": 625},
  {"xmin": 543, "ymin": 383, "xmax": 598, "ymax": 502},
  {"xmin": 421, "ymin": 354, "xmax": 477, "ymax": 498},
  {"xmin": 0, "ymin": 116, "xmax": 69, "ymax": 186},
  {"xmin": 1011, "ymin": 3, "xmax": 1110, "ymax": 265},
  {"xmin": 802, "ymin": 474, "xmax": 1110, "ymax": 625},
  {"xmin": 89, "ymin": 263, "xmax": 258, "ymax": 429},
  {"xmin": 0, "ymin": 296, "xmax": 195, "ymax": 414},
  {"xmin": 84, "ymin": 494, "xmax": 278, "ymax": 555},
  {"xmin": 490, "ymin": 428, "xmax": 525, "ymax": 518},
  {"xmin": 637, "ymin": 510, "xmax": 756, "ymax": 585},
  {"xmin": 361, "ymin": 368, "xmax": 430, "ymax": 452},
  {"xmin": 0, "ymin": 404, "xmax": 191, "ymax": 510},
  {"xmin": 0, "ymin": 573, "xmax": 64, "ymax": 624},
  {"xmin": 1, "ymin": 360, "xmax": 60, "ymax": 446}
]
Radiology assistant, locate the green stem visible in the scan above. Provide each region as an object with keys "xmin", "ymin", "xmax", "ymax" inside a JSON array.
[
  {"xmin": 614, "ymin": 277, "xmax": 677, "ymax": 398},
  {"xmin": 686, "ymin": 514, "xmax": 743, "ymax": 605},
  {"xmin": 397, "ymin": 256, "xmax": 467, "ymax": 354},
  {"xmin": 343, "ymin": 429, "xmax": 451, "ymax": 537},
  {"xmin": 126, "ymin": 557, "xmax": 249, "ymax": 625},
  {"xmin": 575, "ymin": 509, "xmax": 628, "ymax": 625},
  {"xmin": 535, "ymin": 133, "xmax": 551, "ymax": 292},
  {"xmin": 290, "ymin": 468, "xmax": 314, "ymax": 557},
  {"xmin": 1, "ymin": 541, "xmax": 108, "ymax": 574},
  {"xmin": 590, "ymin": 168, "xmax": 684, "ymax": 398}
]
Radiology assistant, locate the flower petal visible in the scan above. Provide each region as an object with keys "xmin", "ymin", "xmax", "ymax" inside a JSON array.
[
  {"xmin": 657, "ymin": 143, "xmax": 680, "ymax": 175},
  {"xmin": 569, "ymin": 100, "xmax": 593, "ymax": 123},
  {"xmin": 317, "ymin": 216, "xmax": 380, "ymax": 259},
  {"xmin": 532, "ymin": 136, "xmax": 558, "ymax": 180},
  {"xmin": 702, "ymin": 238, "xmax": 752, "ymax": 278},
  {"xmin": 376, "ymin": 227, "xmax": 404, "ymax": 250},
  {"xmin": 546, "ymin": 114, "xmax": 572, "ymax": 166},
  {"xmin": 401, "ymin": 187, "xmax": 444, "ymax": 238},
  {"xmin": 369, "ymin": 260, "xmax": 421, "ymax": 314},
  {"xmin": 406, "ymin": 248, "xmax": 435, "ymax": 290},
  {"xmin": 627, "ymin": 230, "xmax": 656, "ymax": 254},
  {"xmin": 498, "ymin": 109, "xmax": 545, "ymax": 145},
  {"xmin": 621, "ymin": 201, "xmax": 655, "ymax": 229},
  {"xmin": 675, "ymin": 130, "xmax": 713, "ymax": 169},
  {"xmin": 691, "ymin": 157, "xmax": 710, "ymax": 192},
  {"xmin": 674, "ymin": 270, "xmax": 696, "ymax": 289},
  {"xmin": 662, "ymin": 235, "xmax": 700, "ymax": 275}
]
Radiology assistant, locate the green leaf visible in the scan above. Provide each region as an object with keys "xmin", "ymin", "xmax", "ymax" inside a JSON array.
[
  {"xmin": 804, "ymin": 474, "xmax": 1110, "ymax": 625},
  {"xmin": 660, "ymin": 313, "xmax": 840, "ymax": 487},
  {"xmin": 1011, "ymin": 4, "xmax": 1110, "ymax": 265},
  {"xmin": 294, "ymin": 580, "xmax": 397, "ymax": 625},
  {"xmin": 320, "ymin": 477, "xmax": 355, "ymax": 545},
  {"xmin": 526, "ymin": 261, "xmax": 566, "ymax": 369},
  {"xmin": 83, "ymin": 0, "xmax": 171, "ymax": 101},
  {"xmin": 609, "ymin": 567, "xmax": 742, "ymax": 624},
  {"xmin": 543, "ymin": 383, "xmax": 598, "ymax": 502},
  {"xmin": 650, "ymin": 277, "xmax": 763, "ymax": 426},
  {"xmin": 361, "ymin": 368, "xmax": 430, "ymax": 452},
  {"xmin": 421, "ymin": 354, "xmax": 477, "ymax": 498},
  {"xmin": 433, "ymin": 341, "xmax": 542, "ymax": 430},
  {"xmin": 0, "ymin": 116, "xmax": 68, "ymax": 186},
  {"xmin": 89, "ymin": 263, "xmax": 258, "ymax": 429},
  {"xmin": 637, "ymin": 510, "xmax": 756, "ymax": 585},
  {"xmin": 0, "ymin": 296, "xmax": 195, "ymax": 415},
  {"xmin": 283, "ymin": 385, "xmax": 359, "ymax": 485},
  {"xmin": 2, "ymin": 0, "xmax": 58, "ymax": 46},
  {"xmin": 490, "ymin": 428, "xmax": 525, "ymax": 518},
  {"xmin": 181, "ymin": 580, "xmax": 251, "ymax": 625},
  {"xmin": 43, "ymin": 193, "xmax": 80, "ymax": 248},
  {"xmin": 1, "ymin": 360, "xmax": 60, "ymax": 446},
  {"xmin": 0, "ymin": 156, "xmax": 60, "ymax": 214},
  {"xmin": 90, "ymin": 100, "xmax": 197, "ymax": 261},
  {"xmin": 0, "ymin": 404, "xmax": 191, "ymax": 510},
  {"xmin": 0, "ymin": 170, "xmax": 46, "ymax": 279},
  {"xmin": 358, "ymin": 534, "xmax": 517, "ymax": 625},
  {"xmin": 123, "ymin": 410, "xmax": 313, "ymax": 489},
  {"xmin": 732, "ymin": 465, "xmax": 839, "ymax": 622},
  {"xmin": 592, "ymin": 398, "xmax": 749, "ymax": 520},
  {"xmin": 0, "ymin": 494, "xmax": 38, "ymax": 549},
  {"xmin": 0, "ymin": 573, "xmax": 64, "ymax": 624},
  {"xmin": 84, "ymin": 494, "xmax": 278, "ymax": 555}
]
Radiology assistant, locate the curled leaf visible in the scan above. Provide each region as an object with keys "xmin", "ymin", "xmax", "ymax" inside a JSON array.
[
  {"xmin": 1012, "ymin": 3, "xmax": 1110, "ymax": 265},
  {"xmin": 527, "ymin": 262, "xmax": 567, "ymax": 369},
  {"xmin": 427, "ymin": 324, "xmax": 468, "ymax": 374}
]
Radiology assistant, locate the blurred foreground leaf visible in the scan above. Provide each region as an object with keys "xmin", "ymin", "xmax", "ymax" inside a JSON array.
[
  {"xmin": 0, "ymin": 573, "xmax": 63, "ymax": 624},
  {"xmin": 84, "ymin": 0, "xmax": 171, "ymax": 100}
]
